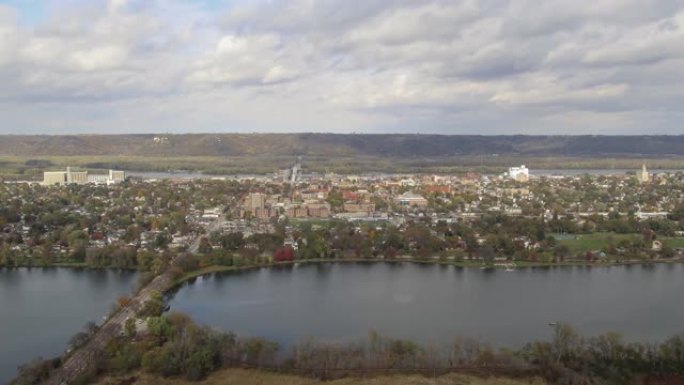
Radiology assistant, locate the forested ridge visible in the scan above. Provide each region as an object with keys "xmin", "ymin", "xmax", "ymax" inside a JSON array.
[{"xmin": 2, "ymin": 134, "xmax": 684, "ymax": 157}]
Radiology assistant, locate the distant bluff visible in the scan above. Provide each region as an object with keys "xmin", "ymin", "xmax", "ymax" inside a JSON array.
[{"xmin": 1, "ymin": 134, "xmax": 683, "ymax": 157}]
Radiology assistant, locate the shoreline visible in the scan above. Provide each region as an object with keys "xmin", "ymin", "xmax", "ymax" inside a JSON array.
[
  {"xmin": 170, "ymin": 256, "xmax": 684, "ymax": 290},
  {"xmin": 0, "ymin": 262, "xmax": 140, "ymax": 271},
  {"xmin": 7, "ymin": 256, "xmax": 682, "ymax": 384},
  {"xmin": 3, "ymin": 256, "xmax": 679, "ymax": 282}
]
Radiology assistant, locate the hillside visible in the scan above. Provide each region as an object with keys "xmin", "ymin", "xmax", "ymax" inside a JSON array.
[{"xmin": 1, "ymin": 134, "xmax": 683, "ymax": 157}]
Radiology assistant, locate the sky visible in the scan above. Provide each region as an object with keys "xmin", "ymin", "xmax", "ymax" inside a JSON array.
[{"xmin": 0, "ymin": 0, "xmax": 683, "ymax": 135}]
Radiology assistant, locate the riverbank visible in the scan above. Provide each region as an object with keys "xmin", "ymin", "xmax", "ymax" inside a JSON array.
[
  {"xmin": 2, "ymin": 254, "xmax": 678, "ymax": 280},
  {"xmin": 93, "ymin": 368, "xmax": 545, "ymax": 385},
  {"xmin": 0, "ymin": 261, "xmax": 144, "ymax": 270}
]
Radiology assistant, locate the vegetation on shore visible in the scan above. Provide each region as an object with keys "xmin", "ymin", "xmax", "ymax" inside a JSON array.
[
  {"xmin": 93, "ymin": 368, "xmax": 546, "ymax": 385},
  {"xmin": 558, "ymin": 232, "xmax": 684, "ymax": 253},
  {"xmin": 12, "ymin": 309, "xmax": 684, "ymax": 385}
]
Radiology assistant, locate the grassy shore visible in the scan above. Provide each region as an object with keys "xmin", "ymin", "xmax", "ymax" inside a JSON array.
[
  {"xmin": 558, "ymin": 232, "xmax": 684, "ymax": 253},
  {"xmin": 94, "ymin": 368, "xmax": 546, "ymax": 385}
]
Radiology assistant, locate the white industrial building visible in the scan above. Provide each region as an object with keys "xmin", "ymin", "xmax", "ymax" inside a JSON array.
[
  {"xmin": 507, "ymin": 165, "xmax": 530, "ymax": 182},
  {"xmin": 43, "ymin": 167, "xmax": 126, "ymax": 186}
]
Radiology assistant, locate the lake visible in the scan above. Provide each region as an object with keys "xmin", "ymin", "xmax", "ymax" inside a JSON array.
[
  {"xmin": 0, "ymin": 268, "xmax": 138, "ymax": 384},
  {"xmin": 169, "ymin": 262, "xmax": 684, "ymax": 352},
  {"xmin": 4, "ymin": 263, "xmax": 683, "ymax": 383}
]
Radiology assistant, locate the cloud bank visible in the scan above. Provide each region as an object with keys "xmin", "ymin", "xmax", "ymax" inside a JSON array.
[{"xmin": 0, "ymin": 0, "xmax": 683, "ymax": 134}]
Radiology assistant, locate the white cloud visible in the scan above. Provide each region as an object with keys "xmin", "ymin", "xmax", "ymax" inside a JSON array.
[
  {"xmin": 583, "ymin": 11, "xmax": 684, "ymax": 66},
  {"xmin": 70, "ymin": 45, "xmax": 129, "ymax": 71},
  {"xmin": 107, "ymin": 0, "xmax": 130, "ymax": 13},
  {"xmin": 345, "ymin": 2, "xmax": 479, "ymax": 46},
  {"xmin": 186, "ymin": 33, "xmax": 303, "ymax": 86},
  {"xmin": 0, "ymin": 6, "xmax": 20, "ymax": 66},
  {"xmin": 0, "ymin": 0, "xmax": 683, "ymax": 134},
  {"xmin": 490, "ymin": 78, "xmax": 629, "ymax": 106}
]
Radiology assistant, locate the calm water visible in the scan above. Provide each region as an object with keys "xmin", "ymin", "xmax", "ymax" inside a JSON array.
[
  {"xmin": 0, "ymin": 268, "xmax": 138, "ymax": 384},
  {"xmin": 3, "ymin": 264, "xmax": 682, "ymax": 383},
  {"xmin": 170, "ymin": 263, "xmax": 684, "ymax": 352},
  {"xmin": 126, "ymin": 171, "xmax": 266, "ymax": 180}
]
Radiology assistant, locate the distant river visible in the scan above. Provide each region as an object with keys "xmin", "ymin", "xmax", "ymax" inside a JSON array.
[
  {"xmin": 126, "ymin": 171, "xmax": 264, "ymax": 180},
  {"xmin": 0, "ymin": 268, "xmax": 138, "ymax": 384},
  {"xmin": 169, "ymin": 263, "xmax": 684, "ymax": 353},
  {"xmin": 124, "ymin": 169, "xmax": 682, "ymax": 180},
  {"xmin": 530, "ymin": 168, "xmax": 681, "ymax": 176}
]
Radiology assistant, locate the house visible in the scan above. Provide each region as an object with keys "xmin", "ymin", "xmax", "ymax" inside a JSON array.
[
  {"xmin": 342, "ymin": 190, "xmax": 361, "ymax": 201},
  {"xmin": 424, "ymin": 185, "xmax": 452, "ymax": 194}
]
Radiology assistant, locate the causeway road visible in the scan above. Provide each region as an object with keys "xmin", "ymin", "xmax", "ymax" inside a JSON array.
[{"xmin": 43, "ymin": 215, "xmax": 224, "ymax": 385}]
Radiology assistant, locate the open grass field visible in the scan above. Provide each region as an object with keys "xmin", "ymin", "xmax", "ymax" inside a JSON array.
[
  {"xmin": 558, "ymin": 232, "xmax": 684, "ymax": 253},
  {"xmin": 664, "ymin": 238, "xmax": 684, "ymax": 248},
  {"xmin": 558, "ymin": 232, "xmax": 638, "ymax": 253},
  {"xmin": 94, "ymin": 369, "xmax": 546, "ymax": 385}
]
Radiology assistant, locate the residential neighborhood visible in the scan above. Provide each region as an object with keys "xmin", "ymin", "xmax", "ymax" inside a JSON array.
[{"xmin": 2, "ymin": 164, "xmax": 684, "ymax": 270}]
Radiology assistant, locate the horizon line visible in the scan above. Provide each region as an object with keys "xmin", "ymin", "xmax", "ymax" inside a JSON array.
[{"xmin": 1, "ymin": 132, "xmax": 684, "ymax": 137}]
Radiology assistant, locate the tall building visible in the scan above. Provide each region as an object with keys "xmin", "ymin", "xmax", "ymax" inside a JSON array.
[
  {"xmin": 637, "ymin": 164, "xmax": 650, "ymax": 184},
  {"xmin": 244, "ymin": 192, "xmax": 266, "ymax": 216}
]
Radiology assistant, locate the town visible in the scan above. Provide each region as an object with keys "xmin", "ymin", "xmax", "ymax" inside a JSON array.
[
  {"xmin": 5, "ymin": 0, "xmax": 684, "ymax": 382},
  {"xmin": 1, "ymin": 162, "xmax": 683, "ymax": 271}
]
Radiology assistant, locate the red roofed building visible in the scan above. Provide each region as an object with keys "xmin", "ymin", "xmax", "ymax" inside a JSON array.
[
  {"xmin": 342, "ymin": 190, "xmax": 360, "ymax": 201},
  {"xmin": 425, "ymin": 185, "xmax": 452, "ymax": 194}
]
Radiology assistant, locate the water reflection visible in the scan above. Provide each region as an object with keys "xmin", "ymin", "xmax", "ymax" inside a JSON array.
[
  {"xmin": 0, "ymin": 268, "xmax": 137, "ymax": 384},
  {"xmin": 169, "ymin": 262, "xmax": 684, "ymax": 356}
]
